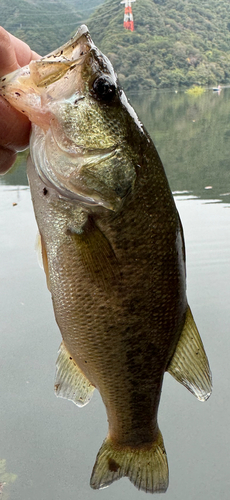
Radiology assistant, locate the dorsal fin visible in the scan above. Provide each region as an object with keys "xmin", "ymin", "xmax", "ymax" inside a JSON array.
[{"xmin": 167, "ymin": 306, "xmax": 212, "ymax": 401}]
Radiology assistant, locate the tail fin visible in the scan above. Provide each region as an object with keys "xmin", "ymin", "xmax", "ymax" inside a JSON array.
[{"xmin": 90, "ymin": 430, "xmax": 168, "ymax": 493}]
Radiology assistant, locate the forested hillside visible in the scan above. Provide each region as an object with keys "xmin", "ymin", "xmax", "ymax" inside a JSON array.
[
  {"xmin": 0, "ymin": 0, "xmax": 82, "ymax": 55},
  {"xmin": 2, "ymin": 0, "xmax": 230, "ymax": 89},
  {"xmin": 88, "ymin": 0, "xmax": 230, "ymax": 90},
  {"xmin": 63, "ymin": 0, "xmax": 105, "ymax": 20}
]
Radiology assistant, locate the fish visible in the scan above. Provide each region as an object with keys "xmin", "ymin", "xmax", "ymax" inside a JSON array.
[{"xmin": 0, "ymin": 25, "xmax": 212, "ymax": 494}]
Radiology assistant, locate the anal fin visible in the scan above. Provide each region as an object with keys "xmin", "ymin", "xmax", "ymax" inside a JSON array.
[
  {"xmin": 167, "ymin": 306, "xmax": 212, "ymax": 401},
  {"xmin": 55, "ymin": 342, "xmax": 95, "ymax": 407}
]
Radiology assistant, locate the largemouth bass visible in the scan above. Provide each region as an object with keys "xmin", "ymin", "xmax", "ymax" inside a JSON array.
[{"xmin": 0, "ymin": 25, "xmax": 212, "ymax": 493}]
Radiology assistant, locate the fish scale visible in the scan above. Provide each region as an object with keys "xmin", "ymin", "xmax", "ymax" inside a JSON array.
[{"xmin": 0, "ymin": 24, "xmax": 212, "ymax": 494}]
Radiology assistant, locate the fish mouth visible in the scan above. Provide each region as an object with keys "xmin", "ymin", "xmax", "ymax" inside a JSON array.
[
  {"xmin": 28, "ymin": 25, "xmax": 93, "ymax": 88},
  {"xmin": 0, "ymin": 25, "xmax": 94, "ymax": 126},
  {"xmin": 0, "ymin": 25, "xmax": 122, "ymax": 210},
  {"xmin": 44, "ymin": 24, "xmax": 90, "ymax": 62}
]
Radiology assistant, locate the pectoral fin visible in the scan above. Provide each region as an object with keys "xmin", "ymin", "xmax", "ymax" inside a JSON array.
[
  {"xmin": 55, "ymin": 342, "xmax": 95, "ymax": 407},
  {"xmin": 167, "ymin": 306, "xmax": 212, "ymax": 401},
  {"xmin": 69, "ymin": 217, "xmax": 120, "ymax": 291},
  {"xmin": 35, "ymin": 232, "xmax": 51, "ymax": 291}
]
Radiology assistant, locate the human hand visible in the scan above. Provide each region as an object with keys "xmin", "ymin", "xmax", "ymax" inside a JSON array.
[{"xmin": 0, "ymin": 27, "xmax": 40, "ymax": 174}]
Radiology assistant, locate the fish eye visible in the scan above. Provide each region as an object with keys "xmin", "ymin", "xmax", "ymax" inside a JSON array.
[{"xmin": 92, "ymin": 76, "xmax": 116, "ymax": 103}]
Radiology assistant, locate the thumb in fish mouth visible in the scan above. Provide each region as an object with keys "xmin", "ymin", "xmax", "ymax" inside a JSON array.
[
  {"xmin": 0, "ymin": 25, "xmax": 131, "ymax": 209},
  {"xmin": 0, "ymin": 94, "xmax": 31, "ymax": 174},
  {"xmin": 0, "ymin": 85, "xmax": 32, "ymax": 173},
  {"xmin": 0, "ymin": 95, "xmax": 31, "ymax": 149},
  {"xmin": 0, "ymin": 26, "xmax": 41, "ymax": 172},
  {"xmin": 0, "ymin": 146, "xmax": 17, "ymax": 175},
  {"xmin": 0, "ymin": 25, "xmax": 92, "ymax": 129},
  {"xmin": 0, "ymin": 26, "xmax": 40, "ymax": 76}
]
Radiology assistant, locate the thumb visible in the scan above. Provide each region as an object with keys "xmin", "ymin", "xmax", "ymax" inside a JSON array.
[{"xmin": 0, "ymin": 27, "xmax": 19, "ymax": 77}]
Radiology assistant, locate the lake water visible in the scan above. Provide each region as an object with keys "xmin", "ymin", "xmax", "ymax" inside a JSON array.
[{"xmin": 0, "ymin": 88, "xmax": 230, "ymax": 499}]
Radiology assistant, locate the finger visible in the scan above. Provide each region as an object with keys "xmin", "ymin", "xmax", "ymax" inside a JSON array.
[
  {"xmin": 0, "ymin": 27, "xmax": 41, "ymax": 79},
  {"xmin": 0, "ymin": 96, "xmax": 31, "ymax": 151},
  {"xmin": 0, "ymin": 146, "xmax": 17, "ymax": 174},
  {"xmin": 0, "ymin": 26, "xmax": 19, "ymax": 77},
  {"xmin": 9, "ymin": 32, "xmax": 41, "ymax": 66}
]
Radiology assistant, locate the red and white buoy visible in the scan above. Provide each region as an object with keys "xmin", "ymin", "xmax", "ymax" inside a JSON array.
[{"xmin": 120, "ymin": 0, "xmax": 136, "ymax": 32}]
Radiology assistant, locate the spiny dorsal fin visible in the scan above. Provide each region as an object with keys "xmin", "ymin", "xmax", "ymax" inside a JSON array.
[
  {"xmin": 167, "ymin": 306, "xmax": 212, "ymax": 401},
  {"xmin": 55, "ymin": 342, "xmax": 95, "ymax": 407},
  {"xmin": 90, "ymin": 430, "xmax": 168, "ymax": 493}
]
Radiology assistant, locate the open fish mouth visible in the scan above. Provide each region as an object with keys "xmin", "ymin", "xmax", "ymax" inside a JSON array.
[
  {"xmin": 0, "ymin": 25, "xmax": 93, "ymax": 127},
  {"xmin": 29, "ymin": 25, "xmax": 91, "ymax": 88},
  {"xmin": 0, "ymin": 25, "xmax": 134, "ymax": 211},
  {"xmin": 0, "ymin": 25, "xmax": 121, "ymax": 210}
]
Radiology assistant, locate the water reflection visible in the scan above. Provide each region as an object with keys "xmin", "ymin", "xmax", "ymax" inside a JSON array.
[
  {"xmin": 0, "ymin": 90, "xmax": 230, "ymax": 500},
  {"xmin": 130, "ymin": 88, "xmax": 230, "ymax": 203},
  {"xmin": 0, "ymin": 186, "xmax": 229, "ymax": 500},
  {"xmin": 1, "ymin": 88, "xmax": 230, "ymax": 204},
  {"xmin": 0, "ymin": 151, "xmax": 28, "ymax": 187}
]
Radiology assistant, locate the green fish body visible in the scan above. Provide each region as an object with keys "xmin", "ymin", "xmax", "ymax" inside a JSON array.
[{"xmin": 0, "ymin": 25, "xmax": 212, "ymax": 493}]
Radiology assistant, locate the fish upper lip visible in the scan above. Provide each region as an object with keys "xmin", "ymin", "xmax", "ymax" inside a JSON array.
[
  {"xmin": 39, "ymin": 24, "xmax": 92, "ymax": 66},
  {"xmin": 48, "ymin": 25, "xmax": 90, "ymax": 59},
  {"xmin": 0, "ymin": 25, "xmax": 92, "ymax": 92}
]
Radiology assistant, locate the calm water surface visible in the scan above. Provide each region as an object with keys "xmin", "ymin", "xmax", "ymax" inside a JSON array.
[{"xmin": 0, "ymin": 89, "xmax": 230, "ymax": 499}]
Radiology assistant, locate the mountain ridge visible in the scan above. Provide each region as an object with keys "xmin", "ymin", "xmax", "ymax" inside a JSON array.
[
  {"xmin": 1, "ymin": 0, "xmax": 230, "ymax": 90},
  {"xmin": 88, "ymin": 0, "xmax": 230, "ymax": 90},
  {"xmin": 0, "ymin": 0, "xmax": 83, "ymax": 54}
]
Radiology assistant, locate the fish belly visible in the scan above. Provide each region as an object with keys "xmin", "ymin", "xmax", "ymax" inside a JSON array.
[
  {"xmin": 27, "ymin": 152, "xmax": 186, "ymax": 429},
  {"xmin": 27, "ymin": 154, "xmax": 187, "ymax": 493}
]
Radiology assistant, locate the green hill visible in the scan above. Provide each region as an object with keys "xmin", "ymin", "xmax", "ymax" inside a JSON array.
[
  {"xmin": 0, "ymin": 0, "xmax": 106, "ymax": 55},
  {"xmin": 63, "ymin": 0, "xmax": 105, "ymax": 21},
  {"xmin": 2, "ymin": 0, "xmax": 230, "ymax": 90},
  {"xmin": 88, "ymin": 0, "xmax": 230, "ymax": 90},
  {"xmin": 0, "ymin": 0, "xmax": 82, "ymax": 55}
]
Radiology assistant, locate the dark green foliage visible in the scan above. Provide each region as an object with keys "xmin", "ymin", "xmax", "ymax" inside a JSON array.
[
  {"xmin": 2, "ymin": 0, "xmax": 230, "ymax": 90},
  {"xmin": 0, "ymin": 0, "xmax": 82, "ymax": 55},
  {"xmin": 88, "ymin": 0, "xmax": 230, "ymax": 90},
  {"xmin": 62, "ymin": 0, "xmax": 105, "ymax": 21}
]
